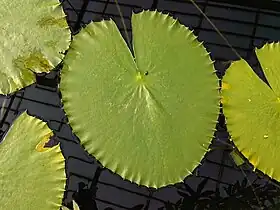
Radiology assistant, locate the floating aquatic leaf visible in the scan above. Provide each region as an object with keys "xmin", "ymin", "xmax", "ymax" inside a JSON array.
[
  {"xmin": 223, "ymin": 42, "xmax": 280, "ymax": 180},
  {"xmin": 60, "ymin": 10, "xmax": 219, "ymax": 188},
  {"xmin": 0, "ymin": 112, "xmax": 66, "ymax": 209},
  {"xmin": 62, "ymin": 200, "xmax": 80, "ymax": 210},
  {"xmin": 0, "ymin": 0, "xmax": 71, "ymax": 95}
]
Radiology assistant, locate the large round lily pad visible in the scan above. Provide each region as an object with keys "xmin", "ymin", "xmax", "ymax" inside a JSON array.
[
  {"xmin": 0, "ymin": 112, "xmax": 66, "ymax": 209},
  {"xmin": 60, "ymin": 10, "xmax": 219, "ymax": 188},
  {"xmin": 0, "ymin": 0, "xmax": 71, "ymax": 95},
  {"xmin": 223, "ymin": 42, "xmax": 280, "ymax": 180}
]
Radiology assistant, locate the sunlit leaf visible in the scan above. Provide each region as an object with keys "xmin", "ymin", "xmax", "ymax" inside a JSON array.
[
  {"xmin": 60, "ymin": 10, "xmax": 219, "ymax": 188},
  {"xmin": 223, "ymin": 42, "xmax": 280, "ymax": 181},
  {"xmin": 0, "ymin": 0, "xmax": 71, "ymax": 95},
  {"xmin": 0, "ymin": 112, "xmax": 66, "ymax": 209}
]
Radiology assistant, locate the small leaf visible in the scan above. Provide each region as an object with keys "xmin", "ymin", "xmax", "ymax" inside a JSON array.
[
  {"xmin": 62, "ymin": 201, "xmax": 80, "ymax": 210},
  {"xmin": 73, "ymin": 200, "xmax": 80, "ymax": 210},
  {"xmin": 230, "ymin": 150, "xmax": 245, "ymax": 166}
]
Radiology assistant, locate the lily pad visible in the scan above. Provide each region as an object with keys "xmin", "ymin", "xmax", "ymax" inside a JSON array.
[
  {"xmin": 222, "ymin": 42, "xmax": 280, "ymax": 180},
  {"xmin": 60, "ymin": 10, "xmax": 219, "ymax": 188},
  {"xmin": 0, "ymin": 112, "xmax": 66, "ymax": 209},
  {"xmin": 0, "ymin": 0, "xmax": 71, "ymax": 95}
]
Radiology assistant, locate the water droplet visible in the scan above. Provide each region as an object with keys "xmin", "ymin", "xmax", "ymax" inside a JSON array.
[
  {"xmin": 264, "ymin": 135, "xmax": 268, "ymax": 139},
  {"xmin": 248, "ymin": 99, "xmax": 251, "ymax": 102}
]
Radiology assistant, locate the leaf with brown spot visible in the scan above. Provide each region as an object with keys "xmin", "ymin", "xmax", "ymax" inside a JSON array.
[
  {"xmin": 0, "ymin": 112, "xmax": 66, "ymax": 210},
  {"xmin": 0, "ymin": 0, "xmax": 71, "ymax": 95}
]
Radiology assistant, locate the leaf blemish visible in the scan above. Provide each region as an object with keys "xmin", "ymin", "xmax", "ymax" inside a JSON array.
[
  {"xmin": 13, "ymin": 50, "xmax": 52, "ymax": 73},
  {"xmin": 35, "ymin": 132, "xmax": 53, "ymax": 152},
  {"xmin": 46, "ymin": 40, "xmax": 59, "ymax": 48},
  {"xmin": 221, "ymin": 82, "xmax": 230, "ymax": 90},
  {"xmin": 37, "ymin": 16, "xmax": 68, "ymax": 28}
]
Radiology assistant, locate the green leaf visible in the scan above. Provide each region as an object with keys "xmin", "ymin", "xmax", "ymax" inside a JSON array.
[
  {"xmin": 62, "ymin": 200, "xmax": 80, "ymax": 210},
  {"xmin": 60, "ymin": 10, "xmax": 219, "ymax": 188},
  {"xmin": 61, "ymin": 201, "xmax": 80, "ymax": 210},
  {"xmin": 0, "ymin": 112, "xmax": 66, "ymax": 209},
  {"xmin": 0, "ymin": 0, "xmax": 71, "ymax": 95},
  {"xmin": 222, "ymin": 42, "xmax": 280, "ymax": 181},
  {"xmin": 230, "ymin": 150, "xmax": 245, "ymax": 166},
  {"xmin": 73, "ymin": 200, "xmax": 80, "ymax": 210}
]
